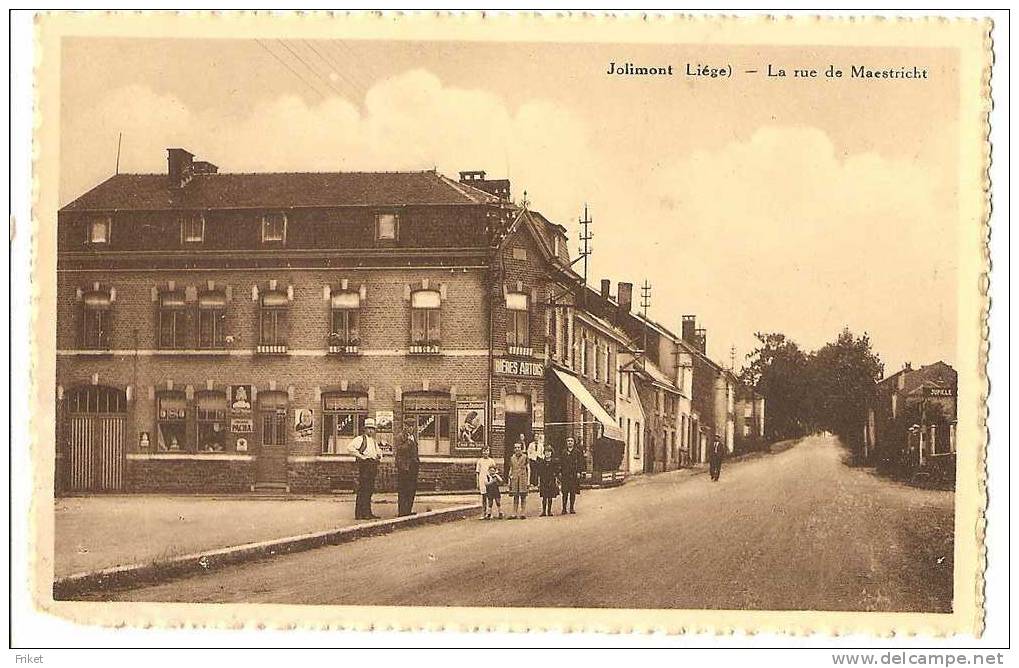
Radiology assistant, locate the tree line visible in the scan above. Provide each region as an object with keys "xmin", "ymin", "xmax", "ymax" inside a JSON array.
[{"xmin": 738, "ymin": 327, "xmax": 884, "ymax": 453}]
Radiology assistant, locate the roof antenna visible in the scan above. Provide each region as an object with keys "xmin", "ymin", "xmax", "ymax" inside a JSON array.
[{"xmin": 115, "ymin": 132, "xmax": 123, "ymax": 175}]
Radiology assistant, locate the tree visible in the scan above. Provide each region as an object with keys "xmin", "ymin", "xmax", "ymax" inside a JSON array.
[
  {"xmin": 807, "ymin": 328, "xmax": 884, "ymax": 453},
  {"xmin": 739, "ymin": 332, "xmax": 810, "ymax": 440}
]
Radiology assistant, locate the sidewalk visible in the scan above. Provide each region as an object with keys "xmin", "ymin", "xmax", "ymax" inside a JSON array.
[{"xmin": 55, "ymin": 492, "xmax": 477, "ymax": 578}]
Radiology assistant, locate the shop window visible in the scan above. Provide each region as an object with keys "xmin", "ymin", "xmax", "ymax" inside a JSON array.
[
  {"xmin": 261, "ymin": 212, "xmax": 287, "ymax": 243},
  {"xmin": 410, "ymin": 290, "xmax": 441, "ymax": 353},
  {"xmin": 156, "ymin": 392, "xmax": 189, "ymax": 452},
  {"xmin": 258, "ymin": 391, "xmax": 288, "ymax": 447},
  {"xmin": 198, "ymin": 291, "xmax": 227, "ymax": 349},
  {"xmin": 87, "ymin": 215, "xmax": 111, "ymax": 245},
  {"xmin": 259, "ymin": 290, "xmax": 289, "ymax": 353},
  {"xmin": 329, "ymin": 291, "xmax": 360, "ymax": 353},
  {"xmin": 81, "ymin": 290, "xmax": 112, "ymax": 349},
  {"xmin": 180, "ymin": 212, "xmax": 205, "ymax": 244},
  {"xmin": 321, "ymin": 392, "xmax": 368, "ymax": 454},
  {"xmin": 404, "ymin": 393, "xmax": 451, "ymax": 455},
  {"xmin": 375, "ymin": 213, "xmax": 399, "ymax": 242},
  {"xmin": 196, "ymin": 392, "xmax": 228, "ymax": 452},
  {"xmin": 158, "ymin": 290, "xmax": 189, "ymax": 350},
  {"xmin": 505, "ymin": 292, "xmax": 530, "ymax": 352}
]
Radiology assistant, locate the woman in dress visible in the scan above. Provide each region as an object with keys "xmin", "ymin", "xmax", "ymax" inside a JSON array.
[{"xmin": 507, "ymin": 441, "xmax": 530, "ymax": 519}]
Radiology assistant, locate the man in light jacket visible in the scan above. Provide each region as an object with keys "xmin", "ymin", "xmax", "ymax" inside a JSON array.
[
  {"xmin": 527, "ymin": 433, "xmax": 541, "ymax": 488},
  {"xmin": 348, "ymin": 417, "xmax": 382, "ymax": 519}
]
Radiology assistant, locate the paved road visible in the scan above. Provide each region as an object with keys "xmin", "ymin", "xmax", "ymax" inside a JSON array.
[{"xmin": 98, "ymin": 434, "xmax": 954, "ymax": 611}]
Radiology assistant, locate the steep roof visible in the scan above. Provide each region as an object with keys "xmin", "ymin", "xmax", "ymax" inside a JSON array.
[{"xmin": 60, "ymin": 170, "xmax": 501, "ymax": 212}]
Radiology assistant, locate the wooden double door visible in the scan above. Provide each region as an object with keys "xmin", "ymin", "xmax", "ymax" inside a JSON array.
[{"xmin": 64, "ymin": 386, "xmax": 126, "ymax": 492}]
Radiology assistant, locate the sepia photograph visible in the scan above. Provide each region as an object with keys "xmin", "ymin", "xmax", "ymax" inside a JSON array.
[{"xmin": 17, "ymin": 10, "xmax": 997, "ymax": 645}]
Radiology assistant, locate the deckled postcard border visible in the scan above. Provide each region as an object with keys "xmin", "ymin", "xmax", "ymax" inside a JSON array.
[{"xmin": 28, "ymin": 10, "xmax": 992, "ymax": 637}]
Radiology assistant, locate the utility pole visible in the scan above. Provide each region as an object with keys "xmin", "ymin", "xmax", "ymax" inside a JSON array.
[
  {"xmin": 577, "ymin": 204, "xmax": 593, "ymax": 308},
  {"xmin": 640, "ymin": 280, "xmax": 651, "ymax": 371},
  {"xmin": 115, "ymin": 132, "xmax": 123, "ymax": 175},
  {"xmin": 730, "ymin": 345, "xmax": 736, "ymax": 372}
]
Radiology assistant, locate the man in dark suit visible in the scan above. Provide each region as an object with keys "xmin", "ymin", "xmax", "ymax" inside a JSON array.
[
  {"xmin": 395, "ymin": 422, "xmax": 420, "ymax": 517},
  {"xmin": 559, "ymin": 436, "xmax": 584, "ymax": 514},
  {"xmin": 709, "ymin": 435, "xmax": 724, "ymax": 481}
]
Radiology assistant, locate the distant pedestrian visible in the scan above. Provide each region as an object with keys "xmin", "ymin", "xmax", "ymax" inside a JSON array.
[
  {"xmin": 527, "ymin": 434, "xmax": 541, "ymax": 487},
  {"xmin": 559, "ymin": 436, "xmax": 584, "ymax": 515},
  {"xmin": 395, "ymin": 423, "xmax": 420, "ymax": 517},
  {"xmin": 537, "ymin": 448, "xmax": 560, "ymax": 517},
  {"xmin": 508, "ymin": 441, "xmax": 530, "ymax": 519},
  {"xmin": 709, "ymin": 435, "xmax": 724, "ymax": 481},
  {"xmin": 347, "ymin": 417, "xmax": 382, "ymax": 520},
  {"xmin": 476, "ymin": 446, "xmax": 504, "ymax": 519}
]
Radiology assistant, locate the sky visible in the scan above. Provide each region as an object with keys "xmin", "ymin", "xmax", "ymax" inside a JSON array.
[{"xmin": 59, "ymin": 37, "xmax": 960, "ymax": 374}]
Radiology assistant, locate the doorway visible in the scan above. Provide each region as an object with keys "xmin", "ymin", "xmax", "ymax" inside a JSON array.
[
  {"xmin": 64, "ymin": 386, "xmax": 126, "ymax": 492},
  {"xmin": 503, "ymin": 393, "xmax": 531, "ymax": 474}
]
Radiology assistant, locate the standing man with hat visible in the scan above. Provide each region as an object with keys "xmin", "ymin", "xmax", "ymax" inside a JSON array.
[
  {"xmin": 348, "ymin": 417, "xmax": 382, "ymax": 519},
  {"xmin": 395, "ymin": 419, "xmax": 420, "ymax": 517}
]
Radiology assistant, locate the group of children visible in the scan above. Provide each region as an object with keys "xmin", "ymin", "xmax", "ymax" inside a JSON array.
[{"xmin": 474, "ymin": 441, "xmax": 577, "ymax": 520}]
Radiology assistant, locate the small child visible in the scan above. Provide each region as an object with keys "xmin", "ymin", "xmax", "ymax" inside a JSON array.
[{"xmin": 485, "ymin": 465, "xmax": 504, "ymax": 519}]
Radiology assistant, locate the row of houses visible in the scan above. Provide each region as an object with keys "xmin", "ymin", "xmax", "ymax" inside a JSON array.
[
  {"xmin": 862, "ymin": 360, "xmax": 958, "ymax": 483},
  {"xmin": 54, "ymin": 148, "xmax": 765, "ymax": 494}
]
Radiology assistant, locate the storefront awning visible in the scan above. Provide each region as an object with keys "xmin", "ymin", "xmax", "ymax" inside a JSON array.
[{"xmin": 552, "ymin": 368, "xmax": 624, "ymax": 440}]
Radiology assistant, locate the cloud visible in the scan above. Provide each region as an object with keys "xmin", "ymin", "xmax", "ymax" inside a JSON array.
[
  {"xmin": 60, "ymin": 70, "xmax": 593, "ymax": 222},
  {"xmin": 60, "ymin": 75, "xmax": 954, "ymax": 372}
]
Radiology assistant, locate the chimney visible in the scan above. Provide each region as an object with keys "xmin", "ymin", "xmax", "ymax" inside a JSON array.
[
  {"xmin": 694, "ymin": 328, "xmax": 707, "ymax": 355},
  {"xmin": 167, "ymin": 148, "xmax": 195, "ymax": 188},
  {"xmin": 682, "ymin": 315, "xmax": 696, "ymax": 344},
  {"xmin": 617, "ymin": 282, "xmax": 633, "ymax": 314},
  {"xmin": 459, "ymin": 170, "xmax": 511, "ymax": 201},
  {"xmin": 600, "ymin": 279, "xmax": 611, "ymax": 298}
]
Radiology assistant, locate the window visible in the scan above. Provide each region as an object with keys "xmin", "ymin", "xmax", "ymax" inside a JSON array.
[
  {"xmin": 258, "ymin": 392, "xmax": 288, "ymax": 447},
  {"xmin": 410, "ymin": 290, "xmax": 441, "ymax": 349},
  {"xmin": 180, "ymin": 212, "xmax": 205, "ymax": 244},
  {"xmin": 261, "ymin": 212, "xmax": 287, "ymax": 243},
  {"xmin": 196, "ymin": 392, "xmax": 227, "ymax": 452},
  {"xmin": 329, "ymin": 292, "xmax": 360, "ymax": 350},
  {"xmin": 156, "ymin": 392, "xmax": 188, "ymax": 451},
  {"xmin": 81, "ymin": 290, "xmax": 112, "ymax": 349},
  {"xmin": 88, "ymin": 216, "xmax": 111, "ymax": 245},
  {"xmin": 506, "ymin": 292, "xmax": 530, "ymax": 349},
  {"xmin": 404, "ymin": 393, "xmax": 452, "ymax": 455},
  {"xmin": 198, "ymin": 291, "xmax": 227, "ymax": 349},
  {"xmin": 594, "ymin": 344, "xmax": 602, "ymax": 382},
  {"xmin": 158, "ymin": 291, "xmax": 188, "ymax": 349},
  {"xmin": 376, "ymin": 213, "xmax": 398, "ymax": 242},
  {"xmin": 321, "ymin": 393, "xmax": 368, "ymax": 454},
  {"xmin": 259, "ymin": 290, "xmax": 289, "ymax": 352}
]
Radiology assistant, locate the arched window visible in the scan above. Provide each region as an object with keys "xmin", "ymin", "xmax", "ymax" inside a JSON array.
[
  {"xmin": 156, "ymin": 391, "xmax": 189, "ymax": 452},
  {"xmin": 410, "ymin": 290, "xmax": 441, "ymax": 351},
  {"xmin": 259, "ymin": 290, "xmax": 289, "ymax": 353},
  {"xmin": 321, "ymin": 392, "xmax": 368, "ymax": 454},
  {"xmin": 505, "ymin": 292, "xmax": 530, "ymax": 351},
  {"xmin": 404, "ymin": 392, "xmax": 451, "ymax": 455},
  {"xmin": 329, "ymin": 291, "xmax": 360, "ymax": 352},
  {"xmin": 81, "ymin": 289, "xmax": 112, "ymax": 349},
  {"xmin": 198, "ymin": 290, "xmax": 226, "ymax": 349},
  {"xmin": 158, "ymin": 290, "xmax": 188, "ymax": 350},
  {"xmin": 196, "ymin": 391, "xmax": 228, "ymax": 452}
]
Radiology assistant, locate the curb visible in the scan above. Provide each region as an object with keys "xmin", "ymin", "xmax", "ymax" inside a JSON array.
[{"xmin": 54, "ymin": 502, "xmax": 481, "ymax": 600}]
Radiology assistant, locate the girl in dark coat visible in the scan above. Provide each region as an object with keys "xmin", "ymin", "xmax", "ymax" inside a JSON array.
[
  {"xmin": 559, "ymin": 436, "xmax": 584, "ymax": 514},
  {"xmin": 536, "ymin": 448, "xmax": 560, "ymax": 516}
]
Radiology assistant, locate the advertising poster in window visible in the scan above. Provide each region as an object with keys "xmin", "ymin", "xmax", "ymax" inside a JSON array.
[
  {"xmin": 456, "ymin": 399, "xmax": 486, "ymax": 450},
  {"xmin": 375, "ymin": 410, "xmax": 395, "ymax": 454},
  {"xmin": 230, "ymin": 385, "xmax": 253, "ymax": 414},
  {"xmin": 293, "ymin": 408, "xmax": 314, "ymax": 442}
]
